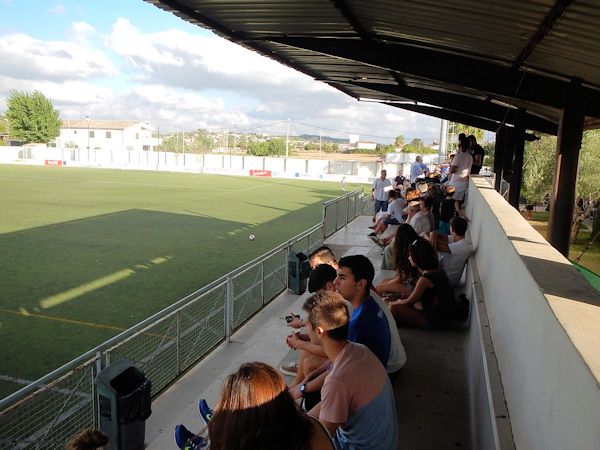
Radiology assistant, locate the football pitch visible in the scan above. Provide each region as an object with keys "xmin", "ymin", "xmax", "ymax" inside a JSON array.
[{"xmin": 0, "ymin": 164, "xmax": 354, "ymax": 399}]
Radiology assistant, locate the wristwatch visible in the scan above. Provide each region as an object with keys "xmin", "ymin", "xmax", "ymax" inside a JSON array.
[{"xmin": 300, "ymin": 383, "xmax": 307, "ymax": 397}]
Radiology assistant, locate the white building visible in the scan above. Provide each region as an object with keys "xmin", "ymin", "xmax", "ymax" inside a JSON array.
[
  {"xmin": 55, "ymin": 120, "xmax": 160, "ymax": 153},
  {"xmin": 356, "ymin": 141, "xmax": 377, "ymax": 150}
]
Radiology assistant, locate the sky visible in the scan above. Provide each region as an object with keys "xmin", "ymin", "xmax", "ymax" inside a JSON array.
[{"xmin": 0, "ymin": 0, "xmax": 442, "ymax": 143}]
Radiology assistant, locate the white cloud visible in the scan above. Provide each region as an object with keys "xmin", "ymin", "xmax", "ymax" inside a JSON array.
[
  {"xmin": 70, "ymin": 21, "xmax": 96, "ymax": 44},
  {"xmin": 0, "ymin": 32, "xmax": 116, "ymax": 81},
  {"xmin": 0, "ymin": 17, "xmax": 440, "ymax": 143},
  {"xmin": 49, "ymin": 3, "xmax": 66, "ymax": 15}
]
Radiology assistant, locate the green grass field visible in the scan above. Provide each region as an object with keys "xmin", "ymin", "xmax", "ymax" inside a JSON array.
[{"xmin": 0, "ymin": 164, "xmax": 354, "ymax": 398}]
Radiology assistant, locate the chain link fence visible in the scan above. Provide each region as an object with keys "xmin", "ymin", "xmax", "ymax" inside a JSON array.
[
  {"xmin": 0, "ymin": 189, "xmax": 367, "ymax": 449},
  {"xmin": 323, "ymin": 188, "xmax": 371, "ymax": 238}
]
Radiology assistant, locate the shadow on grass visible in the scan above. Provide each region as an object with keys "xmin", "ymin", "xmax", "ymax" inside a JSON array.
[{"xmin": 0, "ymin": 200, "xmax": 326, "ymax": 392}]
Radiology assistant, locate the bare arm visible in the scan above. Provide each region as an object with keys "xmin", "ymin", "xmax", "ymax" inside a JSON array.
[
  {"xmin": 390, "ymin": 276, "xmax": 432, "ymax": 306},
  {"xmin": 287, "ymin": 334, "xmax": 327, "ymax": 358},
  {"xmin": 319, "ymin": 418, "xmax": 342, "ymax": 436},
  {"xmin": 428, "ymin": 231, "xmax": 450, "ymax": 253},
  {"xmin": 290, "ymin": 362, "xmax": 330, "ymax": 400}
]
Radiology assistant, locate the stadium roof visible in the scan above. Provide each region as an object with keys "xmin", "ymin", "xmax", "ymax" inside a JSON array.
[{"xmin": 146, "ymin": 0, "xmax": 600, "ymax": 136}]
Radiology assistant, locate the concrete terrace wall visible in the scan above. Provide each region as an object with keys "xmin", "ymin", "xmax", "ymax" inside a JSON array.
[{"xmin": 466, "ymin": 177, "xmax": 600, "ymax": 450}]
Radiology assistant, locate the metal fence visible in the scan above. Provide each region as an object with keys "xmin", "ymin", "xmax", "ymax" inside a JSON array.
[
  {"xmin": 323, "ymin": 188, "xmax": 372, "ymax": 238},
  {"xmin": 0, "ymin": 189, "xmax": 366, "ymax": 449}
]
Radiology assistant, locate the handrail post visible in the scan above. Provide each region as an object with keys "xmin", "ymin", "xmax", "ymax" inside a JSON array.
[
  {"xmin": 176, "ymin": 311, "xmax": 181, "ymax": 374},
  {"xmin": 322, "ymin": 204, "xmax": 327, "ymax": 239},
  {"xmin": 345, "ymin": 195, "xmax": 349, "ymax": 227},
  {"xmin": 225, "ymin": 275, "xmax": 233, "ymax": 342},
  {"xmin": 260, "ymin": 260, "xmax": 265, "ymax": 305},
  {"xmin": 285, "ymin": 243, "xmax": 291, "ymax": 291},
  {"xmin": 94, "ymin": 352, "xmax": 102, "ymax": 428}
]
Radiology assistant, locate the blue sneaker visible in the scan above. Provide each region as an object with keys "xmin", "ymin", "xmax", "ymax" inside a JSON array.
[
  {"xmin": 174, "ymin": 424, "xmax": 207, "ymax": 450},
  {"xmin": 198, "ymin": 399, "xmax": 214, "ymax": 426}
]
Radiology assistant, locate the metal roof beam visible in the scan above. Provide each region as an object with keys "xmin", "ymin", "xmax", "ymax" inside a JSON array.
[
  {"xmin": 348, "ymin": 81, "xmax": 558, "ymax": 134},
  {"xmin": 391, "ymin": 103, "xmax": 538, "ymax": 141},
  {"xmin": 390, "ymin": 103, "xmax": 501, "ymax": 133},
  {"xmin": 512, "ymin": 0, "xmax": 573, "ymax": 69},
  {"xmin": 329, "ymin": 0, "xmax": 374, "ymax": 41},
  {"xmin": 270, "ymin": 37, "xmax": 600, "ymax": 117}
]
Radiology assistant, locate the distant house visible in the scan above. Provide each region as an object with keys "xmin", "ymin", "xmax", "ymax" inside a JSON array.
[
  {"xmin": 55, "ymin": 120, "xmax": 160, "ymax": 152},
  {"xmin": 356, "ymin": 141, "xmax": 377, "ymax": 151}
]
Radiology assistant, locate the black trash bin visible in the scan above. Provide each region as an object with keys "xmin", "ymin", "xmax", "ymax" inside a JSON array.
[
  {"xmin": 95, "ymin": 359, "xmax": 152, "ymax": 450},
  {"xmin": 288, "ymin": 252, "xmax": 311, "ymax": 295}
]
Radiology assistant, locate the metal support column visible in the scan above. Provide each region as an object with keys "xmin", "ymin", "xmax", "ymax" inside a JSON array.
[
  {"xmin": 549, "ymin": 79, "xmax": 585, "ymax": 257},
  {"xmin": 493, "ymin": 125, "xmax": 507, "ymax": 192},
  {"xmin": 500, "ymin": 128, "xmax": 515, "ymax": 195},
  {"xmin": 508, "ymin": 110, "xmax": 526, "ymax": 209}
]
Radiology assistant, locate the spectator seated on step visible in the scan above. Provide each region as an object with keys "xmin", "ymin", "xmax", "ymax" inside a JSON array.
[
  {"xmin": 290, "ymin": 255, "xmax": 405, "ymax": 405},
  {"xmin": 308, "ymin": 246, "xmax": 339, "ymax": 271},
  {"xmin": 66, "ymin": 428, "xmax": 109, "ymax": 450},
  {"xmin": 408, "ymin": 197, "xmax": 431, "ymax": 236},
  {"xmin": 283, "ymin": 264, "xmax": 337, "ymax": 394},
  {"xmin": 377, "ymin": 224, "xmax": 420, "ymax": 297},
  {"xmin": 304, "ymin": 291, "xmax": 398, "ymax": 449},
  {"xmin": 369, "ymin": 190, "xmax": 406, "ymax": 237},
  {"xmin": 428, "ymin": 216, "xmax": 471, "ymax": 287},
  {"xmin": 174, "ymin": 362, "xmax": 334, "ymax": 450},
  {"xmin": 386, "ymin": 238, "xmax": 457, "ymax": 329}
]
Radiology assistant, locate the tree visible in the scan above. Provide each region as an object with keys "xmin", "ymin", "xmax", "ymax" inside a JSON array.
[
  {"xmin": 247, "ymin": 138, "xmax": 285, "ymax": 156},
  {"xmin": 394, "ymin": 135, "xmax": 405, "ymax": 147},
  {"xmin": 375, "ymin": 143, "xmax": 395, "ymax": 155},
  {"xmin": 521, "ymin": 135, "xmax": 557, "ymax": 203},
  {"xmin": 578, "ymin": 129, "xmax": 600, "ymax": 201},
  {"xmin": 6, "ymin": 90, "xmax": 61, "ymax": 144}
]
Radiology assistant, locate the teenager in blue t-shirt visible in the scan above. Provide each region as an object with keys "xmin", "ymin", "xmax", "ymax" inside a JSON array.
[{"xmin": 335, "ymin": 255, "xmax": 391, "ymax": 368}]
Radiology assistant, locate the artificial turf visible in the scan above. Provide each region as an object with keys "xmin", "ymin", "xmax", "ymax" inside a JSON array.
[{"xmin": 0, "ymin": 164, "xmax": 353, "ymax": 398}]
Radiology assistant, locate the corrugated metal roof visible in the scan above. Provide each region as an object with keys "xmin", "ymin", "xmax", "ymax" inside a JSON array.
[{"xmin": 146, "ymin": 0, "xmax": 600, "ymax": 134}]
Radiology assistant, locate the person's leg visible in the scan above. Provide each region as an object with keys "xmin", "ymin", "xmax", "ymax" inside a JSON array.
[
  {"xmin": 373, "ymin": 200, "xmax": 383, "ymax": 218},
  {"xmin": 381, "ymin": 241, "xmax": 394, "ymax": 269},
  {"xmin": 302, "ymin": 354, "xmax": 328, "ymax": 380},
  {"xmin": 390, "ymin": 304, "xmax": 431, "ymax": 328},
  {"xmin": 292, "ymin": 350, "xmax": 309, "ymax": 386},
  {"xmin": 374, "ymin": 221, "xmax": 387, "ymax": 234}
]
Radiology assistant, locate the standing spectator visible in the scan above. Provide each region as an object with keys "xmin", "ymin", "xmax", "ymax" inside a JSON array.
[
  {"xmin": 469, "ymin": 135, "xmax": 485, "ymax": 174},
  {"xmin": 410, "ymin": 156, "xmax": 429, "ymax": 184},
  {"xmin": 371, "ymin": 170, "xmax": 392, "ymax": 222},
  {"xmin": 449, "ymin": 139, "xmax": 473, "ymax": 202},
  {"xmin": 393, "ymin": 171, "xmax": 405, "ymax": 190},
  {"xmin": 438, "ymin": 185, "xmax": 459, "ymax": 235}
]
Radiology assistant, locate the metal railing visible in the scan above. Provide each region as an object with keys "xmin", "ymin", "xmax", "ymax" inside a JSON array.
[
  {"xmin": 0, "ymin": 189, "xmax": 366, "ymax": 449},
  {"xmin": 323, "ymin": 188, "xmax": 372, "ymax": 238}
]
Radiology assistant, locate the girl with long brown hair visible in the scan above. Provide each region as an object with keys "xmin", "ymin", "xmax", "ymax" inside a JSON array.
[{"xmin": 175, "ymin": 362, "xmax": 333, "ymax": 450}]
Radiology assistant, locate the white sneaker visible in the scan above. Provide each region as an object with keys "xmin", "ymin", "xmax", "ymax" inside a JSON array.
[{"xmin": 279, "ymin": 362, "xmax": 298, "ymax": 376}]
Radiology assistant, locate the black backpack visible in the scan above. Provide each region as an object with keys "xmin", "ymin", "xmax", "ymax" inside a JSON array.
[{"xmin": 453, "ymin": 293, "xmax": 470, "ymax": 322}]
